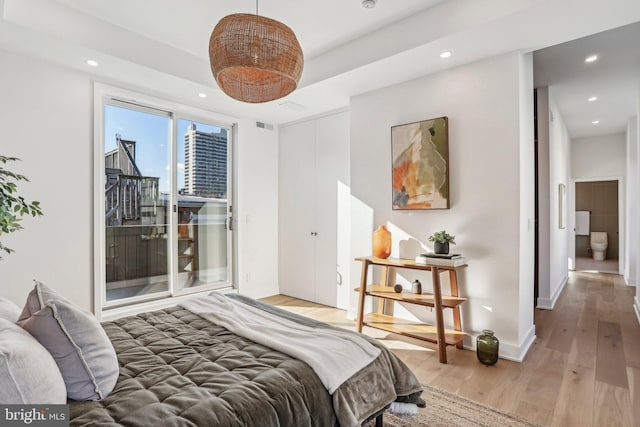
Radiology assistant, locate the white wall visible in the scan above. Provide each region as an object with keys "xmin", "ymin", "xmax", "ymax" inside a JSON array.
[
  {"xmin": 537, "ymin": 89, "xmax": 571, "ymax": 309},
  {"xmin": 518, "ymin": 52, "xmax": 535, "ymax": 344},
  {"xmin": 626, "ymin": 117, "xmax": 638, "ymax": 286},
  {"xmin": 536, "ymin": 87, "xmax": 551, "ymax": 307},
  {"xmin": 0, "ymin": 48, "xmax": 279, "ymax": 310},
  {"xmin": 0, "ymin": 50, "xmax": 93, "ymax": 310},
  {"xmin": 350, "ymin": 52, "xmax": 535, "ymax": 361},
  {"xmin": 572, "ymin": 133, "xmax": 626, "ymax": 179},
  {"xmin": 236, "ymin": 119, "xmax": 279, "ymax": 299}
]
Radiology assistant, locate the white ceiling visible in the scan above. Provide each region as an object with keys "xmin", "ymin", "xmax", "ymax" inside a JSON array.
[
  {"xmin": 53, "ymin": 0, "xmax": 444, "ymax": 60},
  {"xmin": 534, "ymin": 22, "xmax": 640, "ymax": 138},
  {"xmin": 1, "ymin": 0, "xmax": 639, "ymax": 136}
]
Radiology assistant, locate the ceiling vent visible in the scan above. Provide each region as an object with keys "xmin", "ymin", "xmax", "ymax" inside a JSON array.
[{"xmin": 256, "ymin": 121, "xmax": 274, "ymax": 130}]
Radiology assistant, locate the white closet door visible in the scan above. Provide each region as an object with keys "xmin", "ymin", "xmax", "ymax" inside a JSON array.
[
  {"xmin": 278, "ymin": 121, "xmax": 316, "ymax": 302},
  {"xmin": 314, "ymin": 112, "xmax": 350, "ymax": 308}
]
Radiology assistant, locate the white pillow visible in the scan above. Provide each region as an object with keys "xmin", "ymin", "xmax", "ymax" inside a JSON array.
[
  {"xmin": 17, "ymin": 281, "xmax": 119, "ymax": 401},
  {"xmin": 0, "ymin": 318, "xmax": 67, "ymax": 404},
  {"xmin": 0, "ymin": 297, "xmax": 21, "ymax": 322}
]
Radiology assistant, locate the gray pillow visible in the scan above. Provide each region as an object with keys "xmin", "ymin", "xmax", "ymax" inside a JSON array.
[
  {"xmin": 0, "ymin": 297, "xmax": 21, "ymax": 322},
  {"xmin": 0, "ymin": 318, "xmax": 67, "ymax": 404},
  {"xmin": 17, "ymin": 281, "xmax": 119, "ymax": 401}
]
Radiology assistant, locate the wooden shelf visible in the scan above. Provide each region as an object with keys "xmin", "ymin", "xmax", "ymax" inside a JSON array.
[
  {"xmin": 355, "ymin": 256, "xmax": 467, "ymax": 363},
  {"xmin": 354, "ymin": 285, "xmax": 467, "ymax": 309},
  {"xmin": 363, "ymin": 313, "xmax": 466, "ymax": 346},
  {"xmin": 178, "ymin": 235, "xmax": 196, "ymax": 285},
  {"xmin": 355, "ymin": 256, "xmax": 467, "ymax": 271}
]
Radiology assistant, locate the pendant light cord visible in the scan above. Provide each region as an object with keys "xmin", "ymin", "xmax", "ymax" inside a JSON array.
[{"xmin": 256, "ymin": 0, "xmax": 259, "ymax": 15}]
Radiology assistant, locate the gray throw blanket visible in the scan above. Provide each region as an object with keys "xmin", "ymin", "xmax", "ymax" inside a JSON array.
[
  {"xmin": 180, "ymin": 293, "xmax": 381, "ymax": 394},
  {"xmin": 225, "ymin": 294, "xmax": 424, "ymax": 427}
]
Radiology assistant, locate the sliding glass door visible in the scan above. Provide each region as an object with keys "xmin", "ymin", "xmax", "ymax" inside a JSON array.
[
  {"xmin": 99, "ymin": 95, "xmax": 232, "ymax": 308},
  {"xmin": 176, "ymin": 119, "xmax": 230, "ymax": 290},
  {"xmin": 104, "ymin": 103, "xmax": 171, "ymax": 302}
]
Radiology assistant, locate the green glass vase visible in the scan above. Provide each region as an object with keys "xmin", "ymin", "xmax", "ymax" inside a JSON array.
[{"xmin": 476, "ymin": 330, "xmax": 499, "ymax": 365}]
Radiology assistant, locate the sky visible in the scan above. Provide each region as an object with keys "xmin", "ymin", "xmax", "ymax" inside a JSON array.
[{"xmin": 104, "ymin": 104, "xmax": 223, "ymax": 193}]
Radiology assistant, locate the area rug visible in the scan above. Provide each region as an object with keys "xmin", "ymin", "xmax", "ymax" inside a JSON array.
[{"xmin": 366, "ymin": 385, "xmax": 541, "ymax": 427}]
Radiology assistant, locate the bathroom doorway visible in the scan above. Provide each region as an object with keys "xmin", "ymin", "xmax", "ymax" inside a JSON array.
[{"xmin": 574, "ymin": 179, "xmax": 620, "ymax": 274}]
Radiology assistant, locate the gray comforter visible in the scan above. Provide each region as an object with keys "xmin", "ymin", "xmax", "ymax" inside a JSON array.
[{"xmin": 70, "ymin": 295, "xmax": 423, "ymax": 426}]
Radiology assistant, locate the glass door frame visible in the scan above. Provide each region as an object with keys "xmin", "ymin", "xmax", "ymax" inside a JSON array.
[
  {"xmin": 93, "ymin": 83, "xmax": 236, "ymax": 317},
  {"xmin": 102, "ymin": 98, "xmax": 173, "ymax": 308},
  {"xmin": 173, "ymin": 115, "xmax": 234, "ymax": 296}
]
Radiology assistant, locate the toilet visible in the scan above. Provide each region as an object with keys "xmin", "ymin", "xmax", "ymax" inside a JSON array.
[{"xmin": 590, "ymin": 232, "xmax": 608, "ymax": 261}]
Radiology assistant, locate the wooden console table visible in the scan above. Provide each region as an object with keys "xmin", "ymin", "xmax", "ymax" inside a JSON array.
[{"xmin": 354, "ymin": 256, "xmax": 467, "ymax": 363}]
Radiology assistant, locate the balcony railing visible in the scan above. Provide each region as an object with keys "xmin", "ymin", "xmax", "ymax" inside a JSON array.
[{"xmin": 105, "ymin": 174, "xmax": 159, "ymax": 226}]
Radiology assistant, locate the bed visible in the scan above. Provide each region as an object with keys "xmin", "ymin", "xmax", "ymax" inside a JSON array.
[
  {"xmin": 2, "ymin": 284, "xmax": 423, "ymax": 427},
  {"xmin": 70, "ymin": 294, "xmax": 423, "ymax": 427}
]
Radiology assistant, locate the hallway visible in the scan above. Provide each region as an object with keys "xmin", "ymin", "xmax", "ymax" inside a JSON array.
[
  {"xmin": 531, "ymin": 271, "xmax": 638, "ymax": 426},
  {"xmin": 265, "ymin": 270, "xmax": 640, "ymax": 426}
]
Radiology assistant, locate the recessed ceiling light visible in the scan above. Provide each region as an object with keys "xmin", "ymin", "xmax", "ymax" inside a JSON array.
[
  {"xmin": 362, "ymin": 0, "xmax": 377, "ymax": 8},
  {"xmin": 588, "ymin": 96, "xmax": 598, "ymax": 102},
  {"xmin": 592, "ymin": 120, "xmax": 600, "ymax": 125},
  {"xmin": 86, "ymin": 59, "xmax": 98, "ymax": 67},
  {"xmin": 198, "ymin": 93, "xmax": 207, "ymax": 98},
  {"xmin": 585, "ymin": 55, "xmax": 598, "ymax": 63},
  {"xmin": 440, "ymin": 51, "xmax": 452, "ymax": 59}
]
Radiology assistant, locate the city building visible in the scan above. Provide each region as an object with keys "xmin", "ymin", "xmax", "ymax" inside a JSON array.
[{"xmin": 184, "ymin": 124, "xmax": 227, "ymax": 198}]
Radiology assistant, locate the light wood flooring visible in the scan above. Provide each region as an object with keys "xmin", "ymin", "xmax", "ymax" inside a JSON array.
[
  {"xmin": 575, "ymin": 256, "xmax": 620, "ymax": 274},
  {"xmin": 262, "ymin": 271, "xmax": 640, "ymax": 427}
]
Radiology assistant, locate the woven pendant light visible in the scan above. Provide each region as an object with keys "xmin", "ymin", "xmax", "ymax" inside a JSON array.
[{"xmin": 209, "ymin": 10, "xmax": 304, "ymax": 104}]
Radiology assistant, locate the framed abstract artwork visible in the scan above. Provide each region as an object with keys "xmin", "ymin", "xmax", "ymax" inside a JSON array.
[{"xmin": 391, "ymin": 117, "xmax": 449, "ymax": 210}]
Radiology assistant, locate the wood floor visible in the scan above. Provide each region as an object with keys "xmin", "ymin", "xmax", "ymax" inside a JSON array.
[
  {"xmin": 575, "ymin": 256, "xmax": 619, "ymax": 274},
  {"xmin": 262, "ymin": 271, "xmax": 640, "ymax": 427}
]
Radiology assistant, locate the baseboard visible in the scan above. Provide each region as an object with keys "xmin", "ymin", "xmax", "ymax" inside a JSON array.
[
  {"xmin": 624, "ymin": 273, "xmax": 636, "ymax": 287},
  {"xmin": 463, "ymin": 324, "xmax": 536, "ymax": 363},
  {"xmin": 513, "ymin": 324, "xmax": 537, "ymax": 361},
  {"xmin": 634, "ymin": 296, "xmax": 640, "ymax": 326},
  {"xmin": 537, "ymin": 275, "xmax": 568, "ymax": 310}
]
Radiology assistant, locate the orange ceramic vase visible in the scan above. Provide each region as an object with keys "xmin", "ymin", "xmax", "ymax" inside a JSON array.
[{"xmin": 372, "ymin": 225, "xmax": 392, "ymax": 258}]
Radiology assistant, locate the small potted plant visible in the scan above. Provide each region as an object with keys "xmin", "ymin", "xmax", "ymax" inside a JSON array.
[{"xmin": 428, "ymin": 230, "xmax": 456, "ymax": 254}]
